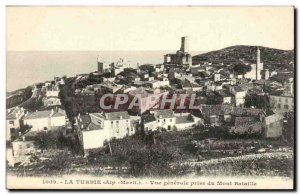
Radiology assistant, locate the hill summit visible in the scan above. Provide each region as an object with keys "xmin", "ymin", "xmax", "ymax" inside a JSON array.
[{"xmin": 192, "ymin": 45, "xmax": 294, "ymax": 71}]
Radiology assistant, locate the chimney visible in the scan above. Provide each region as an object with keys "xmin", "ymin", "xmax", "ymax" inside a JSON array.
[
  {"xmin": 120, "ymin": 116, "xmax": 123, "ymax": 120},
  {"xmin": 22, "ymin": 136, "xmax": 25, "ymax": 141}
]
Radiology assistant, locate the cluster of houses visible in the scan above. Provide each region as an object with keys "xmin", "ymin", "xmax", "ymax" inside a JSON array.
[
  {"xmin": 40, "ymin": 77, "xmax": 64, "ymax": 109},
  {"xmin": 6, "ymin": 36, "xmax": 294, "ymax": 164},
  {"xmin": 6, "ymin": 77, "xmax": 67, "ymax": 165},
  {"xmin": 76, "ymin": 109, "xmax": 202, "ymax": 156}
]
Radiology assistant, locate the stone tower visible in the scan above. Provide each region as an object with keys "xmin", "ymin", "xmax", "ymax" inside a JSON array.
[{"xmin": 180, "ymin": 36, "xmax": 189, "ymax": 53}]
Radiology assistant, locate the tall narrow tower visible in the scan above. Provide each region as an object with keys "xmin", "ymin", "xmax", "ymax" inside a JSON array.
[
  {"xmin": 180, "ymin": 36, "xmax": 189, "ymax": 53},
  {"xmin": 257, "ymin": 47, "xmax": 261, "ymax": 65},
  {"xmin": 256, "ymin": 47, "xmax": 263, "ymax": 80}
]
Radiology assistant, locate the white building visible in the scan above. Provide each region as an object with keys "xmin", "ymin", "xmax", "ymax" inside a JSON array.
[
  {"xmin": 42, "ymin": 97, "xmax": 61, "ymax": 108},
  {"xmin": 143, "ymin": 110, "xmax": 202, "ymax": 132},
  {"xmin": 229, "ymin": 86, "xmax": 247, "ymax": 106},
  {"xmin": 264, "ymin": 113, "xmax": 284, "ymax": 138},
  {"xmin": 174, "ymin": 113, "xmax": 203, "ymax": 131},
  {"xmin": 269, "ymin": 95, "xmax": 294, "ymax": 113},
  {"xmin": 23, "ymin": 108, "xmax": 66, "ymax": 131},
  {"xmin": 45, "ymin": 85, "xmax": 60, "ymax": 97},
  {"xmin": 77, "ymin": 111, "xmax": 140, "ymax": 156},
  {"xmin": 6, "ymin": 107, "xmax": 25, "ymax": 141},
  {"xmin": 148, "ymin": 78, "xmax": 170, "ymax": 89},
  {"xmin": 8, "ymin": 131, "xmax": 38, "ymax": 166}
]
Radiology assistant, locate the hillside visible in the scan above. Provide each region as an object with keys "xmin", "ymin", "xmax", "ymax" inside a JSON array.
[{"xmin": 192, "ymin": 45, "xmax": 294, "ymax": 71}]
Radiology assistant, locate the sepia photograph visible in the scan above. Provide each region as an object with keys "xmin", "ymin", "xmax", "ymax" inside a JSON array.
[{"xmin": 5, "ymin": 6, "xmax": 295, "ymax": 190}]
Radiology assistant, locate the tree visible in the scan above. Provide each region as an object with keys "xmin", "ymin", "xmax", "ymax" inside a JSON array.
[
  {"xmin": 128, "ymin": 149, "xmax": 174, "ymax": 177},
  {"xmin": 33, "ymin": 131, "xmax": 57, "ymax": 152},
  {"xmin": 59, "ymin": 85, "xmax": 76, "ymax": 122},
  {"xmin": 234, "ymin": 64, "xmax": 252, "ymax": 75},
  {"xmin": 23, "ymin": 86, "xmax": 33, "ymax": 98},
  {"xmin": 245, "ymin": 94, "xmax": 271, "ymax": 110},
  {"xmin": 42, "ymin": 150, "xmax": 72, "ymax": 171}
]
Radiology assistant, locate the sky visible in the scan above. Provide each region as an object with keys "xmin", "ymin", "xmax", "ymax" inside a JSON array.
[{"xmin": 7, "ymin": 6, "xmax": 294, "ymax": 52}]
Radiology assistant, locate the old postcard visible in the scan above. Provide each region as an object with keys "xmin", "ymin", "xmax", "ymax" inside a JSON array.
[{"xmin": 6, "ymin": 6, "xmax": 295, "ymax": 190}]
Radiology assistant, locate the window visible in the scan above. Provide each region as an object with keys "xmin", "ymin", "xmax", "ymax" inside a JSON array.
[
  {"xmin": 269, "ymin": 123, "xmax": 273, "ymax": 128},
  {"xmin": 279, "ymin": 98, "xmax": 281, "ymax": 102},
  {"xmin": 163, "ymin": 119, "xmax": 166, "ymax": 122},
  {"xmin": 10, "ymin": 128, "xmax": 15, "ymax": 134},
  {"xmin": 157, "ymin": 120, "xmax": 160, "ymax": 122},
  {"xmin": 284, "ymin": 105, "xmax": 289, "ymax": 109},
  {"xmin": 277, "ymin": 104, "xmax": 281, "ymax": 109},
  {"xmin": 131, "ymin": 128, "xmax": 133, "ymax": 132},
  {"xmin": 170, "ymin": 119, "xmax": 172, "ymax": 122},
  {"xmin": 285, "ymin": 98, "xmax": 288, "ymax": 103},
  {"xmin": 9, "ymin": 121, "xmax": 14, "ymax": 125},
  {"xmin": 168, "ymin": 125, "xmax": 171, "ymax": 130},
  {"xmin": 26, "ymin": 144, "xmax": 31, "ymax": 148},
  {"xmin": 116, "ymin": 129, "xmax": 119, "ymax": 133}
]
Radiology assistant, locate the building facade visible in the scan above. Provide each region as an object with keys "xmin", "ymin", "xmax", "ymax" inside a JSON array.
[
  {"xmin": 23, "ymin": 108, "xmax": 66, "ymax": 131},
  {"xmin": 6, "ymin": 107, "xmax": 25, "ymax": 141}
]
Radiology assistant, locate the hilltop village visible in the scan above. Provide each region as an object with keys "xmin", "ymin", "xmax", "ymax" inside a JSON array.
[{"xmin": 6, "ymin": 37, "xmax": 294, "ymax": 177}]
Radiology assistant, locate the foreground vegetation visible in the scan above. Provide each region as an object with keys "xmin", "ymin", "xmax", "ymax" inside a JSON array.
[{"xmin": 8, "ymin": 129, "xmax": 294, "ymax": 178}]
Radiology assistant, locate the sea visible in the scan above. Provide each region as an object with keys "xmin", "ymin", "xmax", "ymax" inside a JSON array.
[{"xmin": 6, "ymin": 51, "xmax": 203, "ymax": 92}]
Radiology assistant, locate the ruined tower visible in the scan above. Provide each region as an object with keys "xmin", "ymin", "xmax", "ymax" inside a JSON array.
[{"xmin": 180, "ymin": 36, "xmax": 189, "ymax": 53}]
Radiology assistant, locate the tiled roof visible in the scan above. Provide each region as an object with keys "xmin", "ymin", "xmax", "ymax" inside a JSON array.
[
  {"xmin": 232, "ymin": 86, "xmax": 244, "ymax": 92},
  {"xmin": 154, "ymin": 109, "xmax": 174, "ymax": 119},
  {"xmin": 232, "ymin": 107, "xmax": 264, "ymax": 116},
  {"xmin": 235, "ymin": 117, "xmax": 258, "ymax": 126},
  {"xmin": 175, "ymin": 114, "xmax": 194, "ymax": 124},
  {"xmin": 24, "ymin": 110, "xmax": 52, "ymax": 119},
  {"xmin": 24, "ymin": 108, "xmax": 66, "ymax": 120},
  {"xmin": 100, "ymin": 81, "xmax": 121, "ymax": 89},
  {"xmin": 105, "ymin": 111, "xmax": 130, "ymax": 120},
  {"xmin": 6, "ymin": 107, "xmax": 24, "ymax": 120},
  {"xmin": 217, "ymin": 89, "xmax": 232, "ymax": 97},
  {"xmin": 52, "ymin": 109, "xmax": 66, "ymax": 117},
  {"xmin": 78, "ymin": 114, "xmax": 103, "ymax": 131},
  {"xmin": 201, "ymin": 105, "xmax": 233, "ymax": 116}
]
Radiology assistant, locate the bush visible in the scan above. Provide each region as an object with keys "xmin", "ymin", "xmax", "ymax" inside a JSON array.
[
  {"xmin": 128, "ymin": 149, "xmax": 174, "ymax": 177},
  {"xmin": 234, "ymin": 64, "xmax": 252, "ymax": 75},
  {"xmin": 42, "ymin": 150, "xmax": 72, "ymax": 171}
]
